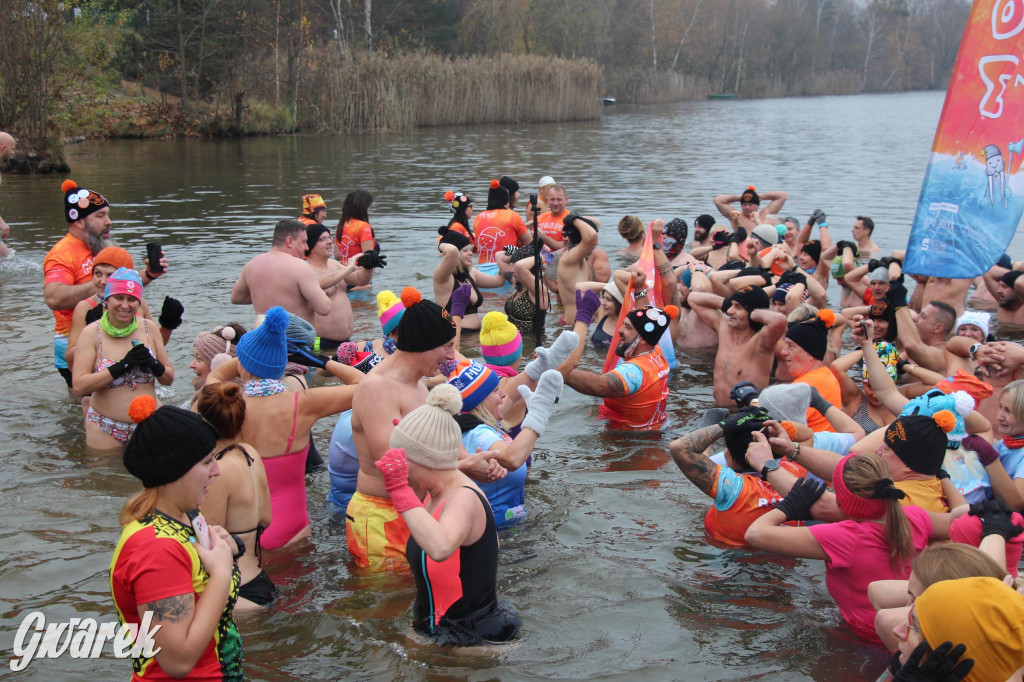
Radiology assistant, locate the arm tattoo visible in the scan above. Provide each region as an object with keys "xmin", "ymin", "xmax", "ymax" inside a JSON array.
[
  {"xmin": 670, "ymin": 425, "xmax": 722, "ymax": 496},
  {"xmin": 604, "ymin": 373, "xmax": 627, "ymax": 396},
  {"xmin": 142, "ymin": 594, "xmax": 194, "ymax": 623},
  {"xmin": 656, "ymin": 262, "xmax": 673, "ymax": 276}
]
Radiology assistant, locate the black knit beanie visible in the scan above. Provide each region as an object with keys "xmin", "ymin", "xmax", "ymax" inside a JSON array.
[
  {"xmin": 396, "ymin": 287, "xmax": 456, "ymax": 352},
  {"xmin": 883, "ymin": 414, "xmax": 951, "ymax": 476},
  {"xmin": 785, "ymin": 318, "xmax": 828, "ymax": 361},
  {"xmin": 123, "ymin": 398, "xmax": 220, "ymax": 488}
]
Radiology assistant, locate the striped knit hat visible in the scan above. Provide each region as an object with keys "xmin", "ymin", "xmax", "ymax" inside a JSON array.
[
  {"xmin": 377, "ymin": 290, "xmax": 405, "ymax": 336},
  {"xmin": 447, "ymin": 360, "xmax": 499, "ymax": 412},
  {"xmin": 479, "ymin": 312, "xmax": 522, "ymax": 367}
]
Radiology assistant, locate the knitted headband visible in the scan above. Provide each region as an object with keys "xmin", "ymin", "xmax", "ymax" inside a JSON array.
[
  {"xmin": 479, "ymin": 311, "xmax": 522, "ymax": 367},
  {"xmin": 377, "ymin": 290, "xmax": 406, "ymax": 336},
  {"xmin": 832, "ymin": 455, "xmax": 905, "ymax": 520},
  {"xmin": 62, "ymin": 179, "xmax": 108, "ymax": 223},
  {"xmin": 390, "ymin": 383, "xmax": 463, "ymax": 470},
  {"xmin": 447, "ymin": 360, "xmax": 500, "ymax": 412},
  {"xmin": 104, "ymin": 267, "xmax": 143, "ymax": 300},
  {"xmin": 123, "ymin": 396, "xmax": 220, "ymax": 488}
]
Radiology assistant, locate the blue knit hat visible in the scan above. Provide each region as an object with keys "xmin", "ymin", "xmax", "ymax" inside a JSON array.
[
  {"xmin": 447, "ymin": 360, "xmax": 499, "ymax": 412},
  {"xmin": 236, "ymin": 307, "xmax": 288, "ymax": 378}
]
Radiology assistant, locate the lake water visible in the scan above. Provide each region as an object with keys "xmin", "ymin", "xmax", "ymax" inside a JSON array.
[{"xmin": 0, "ymin": 90, "xmax": 997, "ymax": 680}]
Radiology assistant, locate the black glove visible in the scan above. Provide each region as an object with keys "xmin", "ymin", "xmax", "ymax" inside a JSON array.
[
  {"xmin": 158, "ymin": 296, "xmax": 184, "ymax": 330},
  {"xmin": 808, "ymin": 209, "xmax": 826, "ymax": 226},
  {"xmin": 123, "ymin": 343, "xmax": 155, "ymax": 369},
  {"xmin": 561, "ymin": 221, "xmax": 581, "ymax": 245},
  {"xmin": 287, "ymin": 340, "xmax": 330, "ymax": 369},
  {"xmin": 896, "ymin": 358, "xmax": 911, "ymax": 375},
  {"xmin": 85, "ymin": 305, "xmax": 104, "ymax": 325},
  {"xmin": 720, "ymin": 406, "xmax": 771, "ymax": 441},
  {"xmin": 887, "ymin": 278, "xmax": 909, "ymax": 309},
  {"xmin": 808, "ymin": 386, "xmax": 833, "ymax": 415},
  {"xmin": 867, "ymin": 258, "xmax": 882, "ymax": 272},
  {"xmin": 836, "ymin": 240, "xmax": 859, "ymax": 258},
  {"xmin": 148, "ymin": 358, "xmax": 166, "ymax": 378},
  {"xmin": 969, "ymin": 498, "xmax": 1024, "ymax": 541},
  {"xmin": 777, "ymin": 270, "xmax": 806, "ymax": 288},
  {"xmin": 729, "ymin": 381, "xmax": 761, "ymax": 408},
  {"xmin": 892, "ymin": 641, "xmax": 973, "ymax": 682},
  {"xmin": 936, "ymin": 468, "xmax": 950, "ymax": 481},
  {"xmin": 562, "ymin": 212, "xmax": 582, "ymax": 228},
  {"xmin": 504, "ymin": 242, "xmax": 536, "ymax": 263},
  {"xmin": 730, "ymin": 227, "xmax": 748, "ymax": 244},
  {"xmin": 758, "ymin": 268, "xmax": 774, "ymax": 286},
  {"xmin": 106, "ymin": 358, "xmax": 131, "ymax": 380},
  {"xmin": 711, "ymin": 231, "xmax": 730, "ymax": 250},
  {"xmin": 774, "ymin": 477, "xmax": 826, "ymax": 522},
  {"xmin": 356, "ymin": 250, "xmax": 387, "ymax": 270}
]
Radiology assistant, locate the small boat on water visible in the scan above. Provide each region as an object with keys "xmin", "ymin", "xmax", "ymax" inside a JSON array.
[
  {"xmin": 601, "ymin": 96, "xmax": 616, "ymax": 106},
  {"xmin": 707, "ymin": 93, "xmax": 735, "ymax": 100}
]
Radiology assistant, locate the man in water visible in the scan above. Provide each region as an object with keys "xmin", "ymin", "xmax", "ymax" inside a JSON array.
[
  {"xmin": 304, "ymin": 224, "xmax": 374, "ymax": 352},
  {"xmin": 231, "ymin": 219, "xmax": 334, "ymax": 323},
  {"xmin": 779, "ymin": 316, "xmax": 841, "ymax": 432},
  {"xmin": 561, "ymin": 300, "xmax": 675, "ymax": 430},
  {"xmin": 557, "ymin": 213, "xmax": 600, "ymax": 323},
  {"xmin": 297, "ymin": 193, "xmax": 327, "ymax": 226},
  {"xmin": 0, "ymin": 131, "xmax": 15, "ymax": 258},
  {"xmin": 713, "ymin": 185, "xmax": 788, "ymax": 231},
  {"xmin": 982, "ymin": 267, "xmax": 1024, "ymax": 326},
  {"xmin": 687, "ymin": 281, "xmax": 787, "ymax": 409},
  {"xmin": 536, "ymin": 184, "xmax": 571, "ymax": 251},
  {"xmin": 851, "ymin": 215, "xmax": 879, "ymax": 258},
  {"xmin": 689, "ymin": 214, "xmax": 715, "ymax": 253},
  {"xmin": 44, "ymin": 180, "xmax": 167, "ymax": 389},
  {"xmin": 887, "ymin": 275, "xmax": 956, "ymax": 373},
  {"xmin": 347, "ymin": 289, "xmax": 504, "ymax": 569}
]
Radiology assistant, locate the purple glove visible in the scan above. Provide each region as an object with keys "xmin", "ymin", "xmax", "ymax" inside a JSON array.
[
  {"xmin": 373, "ymin": 448, "xmax": 423, "ymax": 513},
  {"xmin": 575, "ymin": 289, "xmax": 601, "ymax": 326},
  {"xmin": 962, "ymin": 435, "xmax": 1000, "ymax": 466},
  {"xmin": 449, "ymin": 282, "xmax": 472, "ymax": 318}
]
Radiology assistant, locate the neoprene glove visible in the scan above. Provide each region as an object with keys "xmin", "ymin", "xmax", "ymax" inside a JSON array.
[
  {"xmin": 892, "ymin": 642, "xmax": 973, "ymax": 682},
  {"xmin": 711, "ymin": 231, "xmax": 730, "ymax": 250},
  {"xmin": 774, "ymin": 477, "xmax": 826, "ymax": 522},
  {"xmin": 835, "ymin": 240, "xmax": 859, "ymax": 258},
  {"xmin": 808, "ymin": 386, "xmax": 833, "ymax": 415},
  {"xmin": 518, "ymin": 369, "xmax": 564, "ymax": 437},
  {"xmin": 85, "ymin": 305, "xmax": 103, "ymax": 325},
  {"xmin": 961, "ymin": 434, "xmax": 1000, "ymax": 466},
  {"xmin": 373, "ymin": 448, "xmax": 424, "ymax": 513},
  {"xmin": 808, "ymin": 209, "xmax": 826, "ymax": 226},
  {"xmin": 887, "ymin": 278, "xmax": 909, "ymax": 309},
  {"xmin": 574, "ymin": 289, "xmax": 601, "ymax": 326},
  {"xmin": 124, "ymin": 343, "xmax": 155, "ymax": 368},
  {"xmin": 286, "ymin": 340, "xmax": 329, "ymax": 369},
  {"xmin": 969, "ymin": 498, "xmax": 1024, "ymax": 541},
  {"xmin": 449, "ymin": 282, "xmax": 472, "ymax": 319},
  {"xmin": 868, "ymin": 258, "xmax": 882, "ymax": 272},
  {"xmin": 730, "ymin": 227, "xmax": 748, "ymax": 244},
  {"xmin": 525, "ymin": 331, "xmax": 579, "ymax": 381},
  {"xmin": 729, "ymin": 381, "xmax": 760, "ymax": 408},
  {"xmin": 158, "ymin": 296, "xmax": 184, "ymax": 330},
  {"xmin": 357, "ymin": 250, "xmax": 387, "ymax": 270}
]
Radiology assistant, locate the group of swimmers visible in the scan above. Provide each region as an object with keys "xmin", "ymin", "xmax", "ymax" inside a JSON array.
[{"xmin": 36, "ymin": 172, "xmax": 1024, "ymax": 679}]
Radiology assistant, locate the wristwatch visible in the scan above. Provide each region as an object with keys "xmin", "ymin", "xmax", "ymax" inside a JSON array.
[
  {"xmin": 760, "ymin": 459, "xmax": 781, "ymax": 481},
  {"xmin": 969, "ymin": 343, "xmax": 982, "ymax": 359}
]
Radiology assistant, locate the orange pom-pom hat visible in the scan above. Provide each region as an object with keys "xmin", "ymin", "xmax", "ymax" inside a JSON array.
[
  {"xmin": 62, "ymin": 177, "xmax": 108, "ymax": 223},
  {"xmin": 932, "ymin": 409, "xmax": 956, "ymax": 434},
  {"xmin": 395, "ymin": 286, "xmax": 456, "ymax": 352},
  {"xmin": 122, "ymin": 400, "xmax": 220, "ymax": 489},
  {"xmin": 489, "ymin": 179, "xmax": 500, "ymax": 189},
  {"xmin": 401, "ymin": 286, "xmax": 422, "ymax": 307},
  {"xmin": 128, "ymin": 395, "xmax": 157, "ymax": 423},
  {"xmin": 817, "ymin": 308, "xmax": 836, "ymax": 329},
  {"xmin": 444, "ymin": 190, "xmax": 455, "ymax": 203}
]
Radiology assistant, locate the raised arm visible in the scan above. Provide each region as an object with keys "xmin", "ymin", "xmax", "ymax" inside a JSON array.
[
  {"xmin": 668, "ymin": 424, "xmax": 723, "ymax": 496},
  {"xmin": 751, "ymin": 308, "xmax": 788, "ymax": 354}
]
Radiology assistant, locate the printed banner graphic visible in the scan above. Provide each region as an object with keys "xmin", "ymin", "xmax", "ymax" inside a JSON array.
[{"xmin": 904, "ymin": 0, "xmax": 1024, "ymax": 279}]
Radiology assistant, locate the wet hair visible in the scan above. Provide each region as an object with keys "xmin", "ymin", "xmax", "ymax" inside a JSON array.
[
  {"xmin": 927, "ymin": 301, "xmax": 957, "ymax": 338},
  {"xmin": 856, "ymin": 215, "xmax": 875, "ymax": 235},
  {"xmin": 617, "ymin": 215, "xmax": 644, "ymax": 243},
  {"xmin": 196, "ymin": 382, "xmax": 247, "ymax": 439},
  {"xmin": 272, "ymin": 219, "xmax": 306, "ymax": 246},
  {"xmin": 1000, "ymin": 380, "xmax": 1024, "ymax": 426},
  {"xmin": 341, "ymin": 189, "xmax": 374, "ymax": 225},
  {"xmin": 842, "ymin": 452, "xmax": 914, "ymax": 572},
  {"xmin": 912, "ymin": 543, "xmax": 1006, "ymax": 589}
]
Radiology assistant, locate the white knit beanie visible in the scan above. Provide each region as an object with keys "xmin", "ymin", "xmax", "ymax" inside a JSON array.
[{"xmin": 390, "ymin": 384, "xmax": 463, "ymax": 469}]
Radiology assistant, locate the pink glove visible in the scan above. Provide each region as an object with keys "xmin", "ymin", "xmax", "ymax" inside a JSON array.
[
  {"xmin": 373, "ymin": 448, "xmax": 423, "ymax": 513},
  {"xmin": 962, "ymin": 435, "xmax": 1000, "ymax": 467}
]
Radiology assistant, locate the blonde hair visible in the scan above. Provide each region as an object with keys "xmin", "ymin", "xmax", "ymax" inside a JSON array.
[
  {"xmin": 470, "ymin": 402, "xmax": 500, "ymax": 430},
  {"xmin": 912, "ymin": 543, "xmax": 1006, "ymax": 588},
  {"xmin": 1000, "ymin": 380, "xmax": 1024, "ymax": 426},
  {"xmin": 842, "ymin": 452, "xmax": 915, "ymax": 572},
  {"xmin": 787, "ymin": 303, "xmax": 819, "ymax": 323},
  {"xmin": 118, "ymin": 488, "xmax": 159, "ymax": 527}
]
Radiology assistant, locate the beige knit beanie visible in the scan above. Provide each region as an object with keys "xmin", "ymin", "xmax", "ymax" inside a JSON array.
[{"xmin": 390, "ymin": 383, "xmax": 463, "ymax": 469}]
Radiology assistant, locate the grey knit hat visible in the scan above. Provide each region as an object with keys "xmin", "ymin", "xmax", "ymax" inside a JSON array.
[
  {"xmin": 390, "ymin": 384, "xmax": 463, "ymax": 469},
  {"xmin": 759, "ymin": 383, "xmax": 811, "ymax": 424}
]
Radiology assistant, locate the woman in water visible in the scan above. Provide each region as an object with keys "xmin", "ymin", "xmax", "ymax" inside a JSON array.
[
  {"xmin": 196, "ymin": 382, "xmax": 275, "ymax": 610},
  {"xmin": 335, "ymin": 189, "xmax": 376, "ymax": 268},
  {"xmin": 375, "ymin": 383, "xmax": 522, "ymax": 645},
  {"xmin": 205, "ymin": 306, "xmax": 362, "ymax": 549},
  {"xmin": 504, "ymin": 253, "xmax": 549, "ymax": 335},
  {"xmin": 448, "ymin": 360, "xmax": 563, "ymax": 527},
  {"xmin": 440, "ymin": 190, "xmax": 475, "ymax": 245},
  {"xmin": 72, "ymin": 267, "xmax": 174, "ymax": 449},
  {"xmin": 110, "ymin": 396, "xmax": 243, "ymax": 680},
  {"xmin": 434, "ymin": 230, "xmax": 506, "ymax": 331}
]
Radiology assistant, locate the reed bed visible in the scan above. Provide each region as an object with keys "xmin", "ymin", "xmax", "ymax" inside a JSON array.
[{"xmin": 309, "ymin": 52, "xmax": 602, "ymax": 133}]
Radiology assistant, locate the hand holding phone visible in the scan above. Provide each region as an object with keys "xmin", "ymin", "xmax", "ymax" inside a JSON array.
[
  {"xmin": 146, "ymin": 242, "xmax": 164, "ymax": 274},
  {"xmin": 186, "ymin": 509, "xmax": 212, "ymax": 550}
]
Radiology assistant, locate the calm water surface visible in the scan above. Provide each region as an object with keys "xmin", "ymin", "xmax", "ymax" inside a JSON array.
[{"xmin": 2, "ymin": 91, "xmax": 1001, "ymax": 680}]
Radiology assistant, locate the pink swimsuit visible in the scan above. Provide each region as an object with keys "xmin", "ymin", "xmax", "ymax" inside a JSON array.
[{"xmin": 259, "ymin": 393, "xmax": 311, "ymax": 549}]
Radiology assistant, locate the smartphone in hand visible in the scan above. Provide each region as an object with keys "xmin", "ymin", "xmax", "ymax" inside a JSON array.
[
  {"xmin": 146, "ymin": 242, "xmax": 164, "ymax": 274},
  {"xmin": 186, "ymin": 509, "xmax": 212, "ymax": 549}
]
